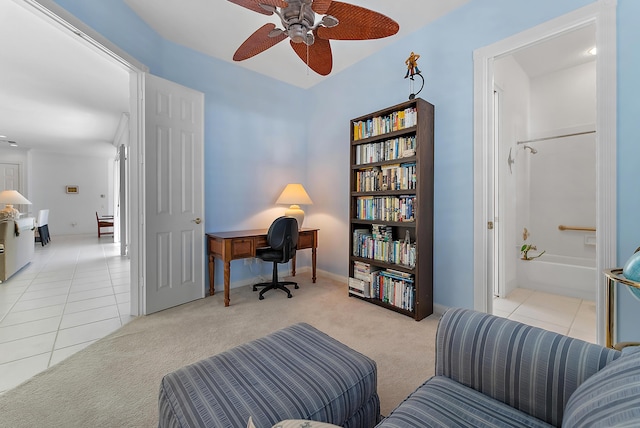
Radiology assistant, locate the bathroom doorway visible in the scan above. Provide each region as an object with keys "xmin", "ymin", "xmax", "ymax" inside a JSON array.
[
  {"xmin": 473, "ymin": 1, "xmax": 617, "ymax": 346},
  {"xmin": 492, "ymin": 25, "xmax": 598, "ymax": 341}
]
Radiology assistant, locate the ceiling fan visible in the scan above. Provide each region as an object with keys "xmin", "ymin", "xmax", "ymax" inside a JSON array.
[{"xmin": 228, "ymin": 0, "xmax": 399, "ymax": 76}]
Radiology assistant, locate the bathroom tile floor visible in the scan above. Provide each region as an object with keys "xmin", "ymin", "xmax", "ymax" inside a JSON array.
[
  {"xmin": 0, "ymin": 234, "xmax": 131, "ymax": 394},
  {"xmin": 493, "ymin": 288, "xmax": 596, "ymax": 344}
]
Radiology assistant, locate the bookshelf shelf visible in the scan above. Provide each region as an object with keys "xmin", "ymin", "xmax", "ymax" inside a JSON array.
[
  {"xmin": 350, "ymin": 219, "xmax": 416, "ymax": 228},
  {"xmin": 348, "ymin": 98, "xmax": 434, "ymax": 321},
  {"xmin": 351, "ymin": 156, "xmax": 418, "ymax": 170}
]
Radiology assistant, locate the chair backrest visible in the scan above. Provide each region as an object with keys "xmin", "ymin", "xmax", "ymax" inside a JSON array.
[
  {"xmin": 37, "ymin": 209, "xmax": 49, "ymax": 226},
  {"xmin": 266, "ymin": 216, "xmax": 298, "ymax": 263}
]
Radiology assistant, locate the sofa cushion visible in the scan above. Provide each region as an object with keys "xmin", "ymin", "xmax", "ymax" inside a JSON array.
[
  {"xmin": 158, "ymin": 323, "xmax": 379, "ymax": 428},
  {"xmin": 376, "ymin": 376, "xmax": 553, "ymax": 428},
  {"xmin": 562, "ymin": 347, "xmax": 640, "ymax": 427}
]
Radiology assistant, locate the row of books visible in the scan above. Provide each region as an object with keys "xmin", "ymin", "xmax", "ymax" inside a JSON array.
[
  {"xmin": 355, "ymin": 195, "xmax": 416, "ymax": 222},
  {"xmin": 348, "ymin": 263, "xmax": 415, "ymax": 312},
  {"xmin": 354, "ymin": 162, "xmax": 417, "ymax": 192},
  {"xmin": 354, "ymin": 136, "xmax": 416, "ymax": 165},
  {"xmin": 353, "ymin": 228, "xmax": 416, "ymax": 267},
  {"xmin": 353, "ymin": 107, "xmax": 418, "ymax": 141},
  {"xmin": 371, "ymin": 224, "xmax": 393, "ymax": 241},
  {"xmin": 374, "ymin": 269, "xmax": 415, "ymax": 311}
]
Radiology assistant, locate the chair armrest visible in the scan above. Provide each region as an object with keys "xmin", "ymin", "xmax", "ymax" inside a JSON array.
[{"xmin": 435, "ymin": 308, "xmax": 620, "ymax": 426}]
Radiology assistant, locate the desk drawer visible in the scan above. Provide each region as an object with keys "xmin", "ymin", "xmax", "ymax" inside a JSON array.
[
  {"xmin": 255, "ymin": 236, "xmax": 268, "ymax": 248},
  {"xmin": 297, "ymin": 231, "xmax": 315, "ymax": 249},
  {"xmin": 231, "ymin": 238, "xmax": 254, "ymax": 258}
]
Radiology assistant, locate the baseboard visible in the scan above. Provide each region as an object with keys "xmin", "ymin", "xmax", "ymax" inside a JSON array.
[{"xmin": 218, "ymin": 267, "xmax": 450, "ymax": 319}]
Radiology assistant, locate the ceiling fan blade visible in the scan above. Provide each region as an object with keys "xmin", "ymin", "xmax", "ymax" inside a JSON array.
[
  {"xmin": 227, "ymin": 0, "xmax": 288, "ymax": 15},
  {"xmin": 290, "ymin": 35, "xmax": 332, "ymax": 76},
  {"xmin": 316, "ymin": 1, "xmax": 399, "ymax": 40},
  {"xmin": 233, "ymin": 23, "xmax": 288, "ymax": 61},
  {"xmin": 311, "ymin": 0, "xmax": 332, "ymax": 14}
]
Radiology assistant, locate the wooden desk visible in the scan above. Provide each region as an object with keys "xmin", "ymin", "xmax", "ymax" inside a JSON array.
[{"xmin": 206, "ymin": 228, "xmax": 318, "ymax": 306}]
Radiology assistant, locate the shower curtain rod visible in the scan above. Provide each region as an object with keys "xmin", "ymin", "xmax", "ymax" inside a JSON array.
[{"xmin": 517, "ymin": 130, "xmax": 595, "ymax": 145}]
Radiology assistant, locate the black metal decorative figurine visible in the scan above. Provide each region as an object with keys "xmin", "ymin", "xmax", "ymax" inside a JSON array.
[{"xmin": 404, "ymin": 51, "xmax": 424, "ymax": 99}]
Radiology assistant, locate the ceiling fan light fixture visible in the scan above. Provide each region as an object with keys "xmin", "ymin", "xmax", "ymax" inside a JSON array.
[
  {"xmin": 320, "ymin": 15, "xmax": 338, "ymax": 28},
  {"xmin": 305, "ymin": 32, "xmax": 314, "ymax": 46},
  {"xmin": 268, "ymin": 28, "xmax": 285, "ymax": 37},
  {"xmin": 288, "ymin": 23, "xmax": 308, "ymax": 43}
]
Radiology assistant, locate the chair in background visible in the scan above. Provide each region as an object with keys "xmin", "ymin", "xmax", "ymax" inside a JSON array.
[
  {"xmin": 96, "ymin": 212, "xmax": 114, "ymax": 238},
  {"xmin": 36, "ymin": 209, "xmax": 51, "ymax": 246},
  {"xmin": 253, "ymin": 216, "xmax": 299, "ymax": 300}
]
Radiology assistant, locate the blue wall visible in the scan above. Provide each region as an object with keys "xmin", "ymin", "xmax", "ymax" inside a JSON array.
[
  {"xmin": 613, "ymin": 0, "xmax": 640, "ymax": 340},
  {"xmin": 52, "ymin": 0, "xmax": 640, "ymax": 338}
]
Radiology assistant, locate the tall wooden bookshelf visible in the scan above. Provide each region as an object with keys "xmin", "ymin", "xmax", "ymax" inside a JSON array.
[{"xmin": 348, "ymin": 98, "xmax": 433, "ymax": 321}]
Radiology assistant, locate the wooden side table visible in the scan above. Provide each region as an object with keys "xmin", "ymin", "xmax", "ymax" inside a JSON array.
[{"xmin": 603, "ymin": 268, "xmax": 640, "ymax": 349}]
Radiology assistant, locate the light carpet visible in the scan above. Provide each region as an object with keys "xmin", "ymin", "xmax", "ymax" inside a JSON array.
[{"xmin": 0, "ymin": 275, "xmax": 440, "ymax": 427}]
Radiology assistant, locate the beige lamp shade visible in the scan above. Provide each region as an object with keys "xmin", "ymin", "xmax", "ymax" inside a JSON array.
[
  {"xmin": 0, "ymin": 190, "xmax": 32, "ymax": 219},
  {"xmin": 276, "ymin": 184, "xmax": 313, "ymax": 228}
]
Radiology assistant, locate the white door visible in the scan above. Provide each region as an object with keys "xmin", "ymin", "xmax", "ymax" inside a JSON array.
[
  {"xmin": 0, "ymin": 163, "xmax": 20, "ymax": 191},
  {"xmin": 144, "ymin": 74, "xmax": 205, "ymax": 314}
]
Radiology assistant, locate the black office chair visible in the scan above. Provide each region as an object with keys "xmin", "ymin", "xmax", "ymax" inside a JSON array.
[{"xmin": 253, "ymin": 216, "xmax": 299, "ymax": 300}]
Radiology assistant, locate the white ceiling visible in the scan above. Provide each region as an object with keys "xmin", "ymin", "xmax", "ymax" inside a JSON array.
[
  {"xmin": 123, "ymin": 0, "xmax": 471, "ymax": 89},
  {"xmin": 0, "ymin": 0, "xmax": 130, "ymax": 156},
  {"xmin": 0, "ymin": 0, "xmax": 596, "ymax": 156},
  {"xmin": 510, "ymin": 24, "xmax": 596, "ymax": 78}
]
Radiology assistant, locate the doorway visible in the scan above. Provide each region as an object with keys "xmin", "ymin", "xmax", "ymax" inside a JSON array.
[
  {"xmin": 473, "ymin": 1, "xmax": 617, "ymax": 345},
  {"xmin": 15, "ymin": 0, "xmax": 146, "ymax": 316}
]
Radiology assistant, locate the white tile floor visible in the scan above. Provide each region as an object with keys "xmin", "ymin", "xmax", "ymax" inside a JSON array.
[
  {"xmin": 0, "ymin": 234, "xmax": 131, "ymax": 394},
  {"xmin": 493, "ymin": 288, "xmax": 596, "ymax": 344}
]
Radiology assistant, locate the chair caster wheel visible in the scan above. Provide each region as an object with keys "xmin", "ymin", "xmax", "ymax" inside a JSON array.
[
  {"xmin": 259, "ymin": 295, "xmax": 264, "ymax": 300},
  {"xmin": 287, "ymin": 294, "xmax": 292, "ymax": 298},
  {"xmin": 294, "ymin": 285, "xmax": 299, "ymax": 289},
  {"xmin": 252, "ymin": 287, "xmax": 257, "ymax": 292}
]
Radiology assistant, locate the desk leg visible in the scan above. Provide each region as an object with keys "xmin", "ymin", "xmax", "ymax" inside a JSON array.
[
  {"xmin": 208, "ymin": 255, "xmax": 215, "ymax": 297},
  {"xmin": 311, "ymin": 247, "xmax": 317, "ymax": 283},
  {"xmin": 292, "ymin": 254, "xmax": 297, "ymax": 277},
  {"xmin": 224, "ymin": 261, "xmax": 231, "ymax": 307}
]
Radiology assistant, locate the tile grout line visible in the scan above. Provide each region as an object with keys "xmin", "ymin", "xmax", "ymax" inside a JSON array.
[
  {"xmin": 104, "ymin": 241, "xmax": 124, "ymax": 325},
  {"xmin": 47, "ymin": 243, "xmax": 81, "ymax": 368},
  {"xmin": 0, "ymin": 235, "xmax": 130, "ymax": 393}
]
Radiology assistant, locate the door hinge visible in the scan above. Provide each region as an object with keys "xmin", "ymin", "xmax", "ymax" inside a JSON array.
[{"xmin": 488, "ymin": 221, "xmax": 494, "ymax": 230}]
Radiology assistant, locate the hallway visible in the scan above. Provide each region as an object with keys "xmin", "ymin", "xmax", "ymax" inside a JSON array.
[{"xmin": 0, "ymin": 235, "xmax": 131, "ymax": 393}]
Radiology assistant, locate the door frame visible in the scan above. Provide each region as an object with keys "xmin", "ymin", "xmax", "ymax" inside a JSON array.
[
  {"xmin": 473, "ymin": 0, "xmax": 617, "ymax": 345},
  {"xmin": 26, "ymin": 0, "xmax": 148, "ymax": 316}
]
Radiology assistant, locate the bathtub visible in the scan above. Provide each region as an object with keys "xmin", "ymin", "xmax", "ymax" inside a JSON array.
[{"xmin": 517, "ymin": 254, "xmax": 596, "ymax": 301}]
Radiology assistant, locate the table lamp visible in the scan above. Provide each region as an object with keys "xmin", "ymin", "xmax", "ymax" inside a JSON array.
[
  {"xmin": 276, "ymin": 183, "xmax": 313, "ymax": 228},
  {"xmin": 0, "ymin": 190, "xmax": 32, "ymax": 219}
]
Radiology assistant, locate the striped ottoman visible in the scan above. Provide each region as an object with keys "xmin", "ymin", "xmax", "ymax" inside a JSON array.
[{"xmin": 158, "ymin": 323, "xmax": 380, "ymax": 428}]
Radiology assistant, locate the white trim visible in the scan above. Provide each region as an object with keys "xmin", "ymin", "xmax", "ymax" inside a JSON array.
[
  {"xmin": 25, "ymin": 0, "xmax": 147, "ymax": 72},
  {"xmin": 130, "ymin": 71, "xmax": 145, "ymax": 317},
  {"xmin": 473, "ymin": 0, "xmax": 616, "ymax": 345},
  {"xmin": 18, "ymin": 0, "xmax": 148, "ymax": 317}
]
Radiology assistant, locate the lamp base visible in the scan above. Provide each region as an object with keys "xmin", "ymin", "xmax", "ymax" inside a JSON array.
[
  {"xmin": 284, "ymin": 205, "xmax": 304, "ymax": 229},
  {"xmin": 0, "ymin": 204, "xmax": 19, "ymax": 220}
]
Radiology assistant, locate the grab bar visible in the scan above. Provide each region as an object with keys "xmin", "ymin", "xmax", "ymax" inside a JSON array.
[
  {"xmin": 517, "ymin": 130, "xmax": 595, "ymax": 145},
  {"xmin": 558, "ymin": 225, "xmax": 596, "ymax": 232}
]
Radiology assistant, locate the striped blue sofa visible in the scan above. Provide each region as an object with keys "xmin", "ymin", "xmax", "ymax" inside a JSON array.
[
  {"xmin": 376, "ymin": 307, "xmax": 640, "ymax": 427},
  {"xmin": 158, "ymin": 323, "xmax": 380, "ymax": 428}
]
